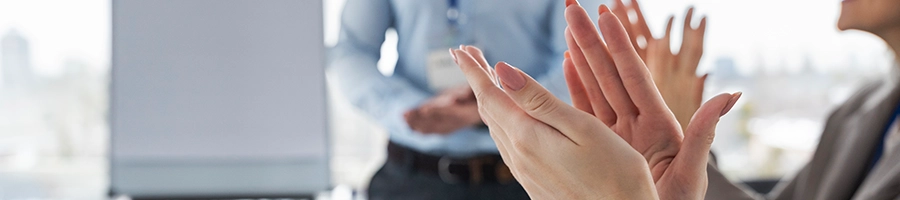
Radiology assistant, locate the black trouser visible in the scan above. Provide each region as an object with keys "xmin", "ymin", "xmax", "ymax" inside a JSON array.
[{"xmin": 366, "ymin": 143, "xmax": 530, "ymax": 200}]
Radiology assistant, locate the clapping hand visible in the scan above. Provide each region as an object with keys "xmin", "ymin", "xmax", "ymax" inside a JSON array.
[
  {"xmin": 452, "ymin": 44, "xmax": 658, "ymax": 199},
  {"xmin": 450, "ymin": 1, "xmax": 741, "ymax": 199},
  {"xmin": 404, "ymin": 85, "xmax": 482, "ymax": 134},
  {"xmin": 564, "ymin": 1, "xmax": 739, "ymax": 199}
]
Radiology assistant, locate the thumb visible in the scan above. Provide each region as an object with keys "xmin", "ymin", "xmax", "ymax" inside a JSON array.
[
  {"xmin": 494, "ymin": 61, "xmax": 599, "ymax": 143},
  {"xmin": 676, "ymin": 92, "xmax": 742, "ymax": 175}
]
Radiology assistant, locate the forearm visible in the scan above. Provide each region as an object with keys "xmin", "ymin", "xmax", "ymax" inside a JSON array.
[
  {"xmin": 329, "ymin": 0, "xmax": 433, "ymax": 129},
  {"xmin": 329, "ymin": 52, "xmax": 429, "ymax": 126}
]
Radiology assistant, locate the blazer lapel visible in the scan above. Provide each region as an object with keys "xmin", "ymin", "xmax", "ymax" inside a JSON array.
[
  {"xmin": 817, "ymin": 79, "xmax": 900, "ymax": 200},
  {"xmin": 853, "ymin": 138, "xmax": 900, "ymax": 199}
]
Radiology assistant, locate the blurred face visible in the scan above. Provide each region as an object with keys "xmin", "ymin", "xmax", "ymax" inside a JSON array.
[{"xmin": 837, "ymin": 0, "xmax": 900, "ymax": 33}]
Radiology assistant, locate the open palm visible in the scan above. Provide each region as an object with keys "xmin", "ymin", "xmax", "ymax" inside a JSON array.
[{"xmin": 562, "ymin": 2, "xmax": 740, "ymax": 199}]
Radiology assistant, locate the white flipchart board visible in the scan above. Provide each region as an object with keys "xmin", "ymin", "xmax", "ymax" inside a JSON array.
[{"xmin": 110, "ymin": 0, "xmax": 329, "ymax": 197}]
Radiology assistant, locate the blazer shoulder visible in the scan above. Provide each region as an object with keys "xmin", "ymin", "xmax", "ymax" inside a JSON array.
[
  {"xmin": 828, "ymin": 80, "xmax": 885, "ymax": 120},
  {"xmin": 815, "ymin": 79, "xmax": 884, "ymax": 155}
]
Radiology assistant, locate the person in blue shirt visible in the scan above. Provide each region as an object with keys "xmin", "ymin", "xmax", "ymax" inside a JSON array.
[{"xmin": 329, "ymin": 0, "xmax": 601, "ymax": 199}]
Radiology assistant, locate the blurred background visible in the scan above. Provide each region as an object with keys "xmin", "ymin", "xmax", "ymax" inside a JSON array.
[{"xmin": 0, "ymin": 0, "xmax": 895, "ymax": 199}]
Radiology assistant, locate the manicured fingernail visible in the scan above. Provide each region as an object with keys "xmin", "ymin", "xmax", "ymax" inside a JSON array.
[
  {"xmin": 599, "ymin": 4, "xmax": 611, "ymax": 14},
  {"xmin": 566, "ymin": 0, "xmax": 579, "ymax": 7},
  {"xmin": 449, "ymin": 48, "xmax": 458, "ymax": 63},
  {"xmin": 721, "ymin": 92, "xmax": 742, "ymax": 116},
  {"xmin": 564, "ymin": 51, "xmax": 571, "ymax": 59},
  {"xmin": 496, "ymin": 62, "xmax": 525, "ymax": 91}
]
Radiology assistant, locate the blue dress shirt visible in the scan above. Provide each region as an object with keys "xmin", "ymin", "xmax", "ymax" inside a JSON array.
[{"xmin": 329, "ymin": 0, "xmax": 604, "ymax": 157}]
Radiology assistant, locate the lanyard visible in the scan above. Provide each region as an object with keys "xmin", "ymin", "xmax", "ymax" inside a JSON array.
[{"xmin": 447, "ymin": 0, "xmax": 460, "ymax": 26}]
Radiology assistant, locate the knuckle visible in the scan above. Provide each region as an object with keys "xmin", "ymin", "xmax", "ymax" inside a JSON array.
[
  {"xmin": 523, "ymin": 91, "xmax": 559, "ymax": 117},
  {"xmin": 473, "ymin": 89, "xmax": 489, "ymax": 102},
  {"xmin": 621, "ymin": 71, "xmax": 651, "ymax": 86},
  {"xmin": 704, "ymin": 131, "xmax": 716, "ymax": 146},
  {"xmin": 578, "ymin": 39, "xmax": 603, "ymax": 52}
]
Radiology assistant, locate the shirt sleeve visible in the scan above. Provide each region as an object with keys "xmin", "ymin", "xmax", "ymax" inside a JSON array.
[
  {"xmin": 533, "ymin": 0, "xmax": 605, "ymax": 104},
  {"xmin": 328, "ymin": 0, "xmax": 430, "ymax": 134}
]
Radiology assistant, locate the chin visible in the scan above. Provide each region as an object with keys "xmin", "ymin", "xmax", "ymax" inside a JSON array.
[
  {"xmin": 837, "ymin": 12, "xmax": 877, "ymax": 32},
  {"xmin": 837, "ymin": 19, "xmax": 860, "ymax": 31},
  {"xmin": 837, "ymin": 0, "xmax": 900, "ymax": 33},
  {"xmin": 837, "ymin": 20, "xmax": 852, "ymax": 31},
  {"xmin": 837, "ymin": 6, "xmax": 863, "ymax": 31}
]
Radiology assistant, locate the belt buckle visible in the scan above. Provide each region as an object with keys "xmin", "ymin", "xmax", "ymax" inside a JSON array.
[{"xmin": 438, "ymin": 156, "xmax": 464, "ymax": 184}]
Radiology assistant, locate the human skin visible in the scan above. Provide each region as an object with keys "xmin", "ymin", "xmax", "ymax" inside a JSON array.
[
  {"xmin": 453, "ymin": 45, "xmax": 660, "ymax": 200},
  {"xmin": 448, "ymin": 2, "xmax": 740, "ymax": 199},
  {"xmin": 610, "ymin": 0, "xmax": 708, "ymax": 132},
  {"xmin": 837, "ymin": 0, "xmax": 900, "ymax": 60},
  {"xmin": 617, "ymin": 0, "xmax": 900, "ymax": 198},
  {"xmin": 404, "ymin": 85, "xmax": 482, "ymax": 134},
  {"xmin": 562, "ymin": 2, "xmax": 740, "ymax": 199},
  {"xmin": 476, "ymin": 0, "xmax": 900, "ymax": 198}
]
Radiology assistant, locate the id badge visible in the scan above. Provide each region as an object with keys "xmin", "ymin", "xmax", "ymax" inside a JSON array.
[{"xmin": 426, "ymin": 49, "xmax": 468, "ymax": 91}]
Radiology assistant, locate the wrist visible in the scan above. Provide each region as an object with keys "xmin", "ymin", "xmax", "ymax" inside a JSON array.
[
  {"xmin": 605, "ymin": 174, "xmax": 659, "ymax": 200},
  {"xmin": 605, "ymin": 156, "xmax": 660, "ymax": 199}
]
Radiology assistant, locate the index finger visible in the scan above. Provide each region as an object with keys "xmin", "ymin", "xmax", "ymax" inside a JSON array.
[
  {"xmin": 454, "ymin": 49, "xmax": 549, "ymax": 148},
  {"xmin": 565, "ymin": 3, "xmax": 639, "ymax": 117},
  {"xmin": 596, "ymin": 5, "xmax": 669, "ymax": 113}
]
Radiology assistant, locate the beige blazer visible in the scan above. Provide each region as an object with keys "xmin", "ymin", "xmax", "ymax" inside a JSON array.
[{"xmin": 706, "ymin": 78, "xmax": 900, "ymax": 200}]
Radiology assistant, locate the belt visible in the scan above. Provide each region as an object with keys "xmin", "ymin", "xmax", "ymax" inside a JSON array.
[{"xmin": 386, "ymin": 142, "xmax": 515, "ymax": 185}]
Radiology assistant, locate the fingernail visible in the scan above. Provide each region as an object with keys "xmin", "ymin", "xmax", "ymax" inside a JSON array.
[
  {"xmin": 496, "ymin": 62, "xmax": 526, "ymax": 91},
  {"xmin": 599, "ymin": 4, "xmax": 611, "ymax": 14},
  {"xmin": 720, "ymin": 92, "xmax": 742, "ymax": 116},
  {"xmin": 566, "ymin": 0, "xmax": 580, "ymax": 7},
  {"xmin": 564, "ymin": 51, "xmax": 571, "ymax": 59},
  {"xmin": 449, "ymin": 48, "xmax": 458, "ymax": 63},
  {"xmin": 459, "ymin": 44, "xmax": 465, "ymax": 50}
]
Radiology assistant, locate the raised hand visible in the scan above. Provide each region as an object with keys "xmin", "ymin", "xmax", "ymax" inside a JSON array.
[
  {"xmin": 610, "ymin": 0, "xmax": 653, "ymax": 60},
  {"xmin": 612, "ymin": 0, "xmax": 709, "ymax": 131},
  {"xmin": 563, "ymin": 1, "xmax": 739, "ymax": 199},
  {"xmin": 452, "ymin": 45, "xmax": 659, "ymax": 199}
]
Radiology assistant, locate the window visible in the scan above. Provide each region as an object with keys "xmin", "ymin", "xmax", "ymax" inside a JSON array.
[{"xmin": 0, "ymin": 0, "xmax": 109, "ymax": 198}]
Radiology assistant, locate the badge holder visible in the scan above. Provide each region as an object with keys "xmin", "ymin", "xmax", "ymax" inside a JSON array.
[{"xmin": 426, "ymin": 0, "xmax": 469, "ymax": 91}]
